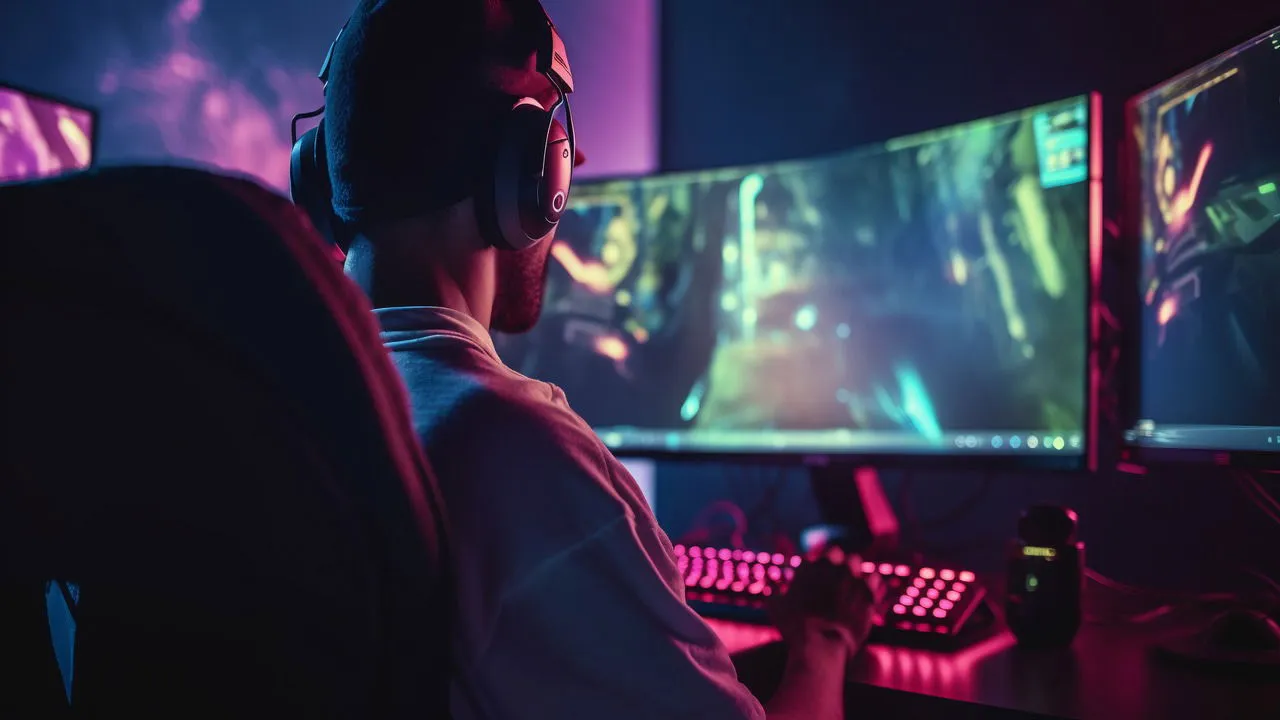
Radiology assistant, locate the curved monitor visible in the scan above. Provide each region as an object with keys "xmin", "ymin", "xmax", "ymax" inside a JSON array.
[
  {"xmin": 498, "ymin": 95, "xmax": 1099, "ymax": 468},
  {"xmin": 1123, "ymin": 27, "xmax": 1280, "ymax": 465},
  {"xmin": 0, "ymin": 84, "xmax": 96, "ymax": 183}
]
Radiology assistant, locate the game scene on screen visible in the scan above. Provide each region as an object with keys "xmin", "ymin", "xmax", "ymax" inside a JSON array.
[
  {"xmin": 1131, "ymin": 31, "xmax": 1280, "ymax": 435},
  {"xmin": 495, "ymin": 97, "xmax": 1092, "ymax": 454},
  {"xmin": 0, "ymin": 86, "xmax": 94, "ymax": 183}
]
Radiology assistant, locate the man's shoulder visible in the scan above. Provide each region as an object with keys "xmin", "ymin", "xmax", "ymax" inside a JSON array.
[
  {"xmin": 451, "ymin": 376, "xmax": 608, "ymax": 477},
  {"xmin": 389, "ymin": 337, "xmax": 609, "ymax": 476}
]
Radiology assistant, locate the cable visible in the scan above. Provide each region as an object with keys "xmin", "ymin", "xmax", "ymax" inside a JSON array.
[
  {"xmin": 1084, "ymin": 566, "xmax": 1280, "ymax": 625},
  {"xmin": 1239, "ymin": 469, "xmax": 1280, "ymax": 509},
  {"xmin": 1084, "ymin": 568, "xmax": 1236, "ymax": 602},
  {"xmin": 1237, "ymin": 470, "xmax": 1280, "ymax": 525},
  {"xmin": 1244, "ymin": 568, "xmax": 1280, "ymax": 598},
  {"xmin": 679, "ymin": 499, "xmax": 749, "ymax": 549}
]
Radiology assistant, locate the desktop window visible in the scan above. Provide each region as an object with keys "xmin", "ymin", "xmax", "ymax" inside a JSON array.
[
  {"xmin": 1126, "ymin": 29, "xmax": 1280, "ymax": 453},
  {"xmin": 498, "ymin": 96, "xmax": 1095, "ymax": 459},
  {"xmin": 0, "ymin": 85, "xmax": 95, "ymax": 183}
]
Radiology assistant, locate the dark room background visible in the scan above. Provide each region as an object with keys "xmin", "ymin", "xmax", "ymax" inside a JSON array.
[{"xmin": 2, "ymin": 0, "xmax": 1277, "ymax": 593}]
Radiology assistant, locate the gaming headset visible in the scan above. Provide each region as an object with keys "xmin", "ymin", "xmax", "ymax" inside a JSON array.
[{"xmin": 289, "ymin": 1, "xmax": 577, "ymax": 253}]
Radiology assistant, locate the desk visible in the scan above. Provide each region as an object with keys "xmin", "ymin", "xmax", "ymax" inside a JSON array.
[{"xmin": 710, "ymin": 611, "xmax": 1280, "ymax": 719}]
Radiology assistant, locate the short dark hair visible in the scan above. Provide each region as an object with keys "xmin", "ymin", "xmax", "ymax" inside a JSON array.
[{"xmin": 324, "ymin": 0, "xmax": 546, "ymax": 230}]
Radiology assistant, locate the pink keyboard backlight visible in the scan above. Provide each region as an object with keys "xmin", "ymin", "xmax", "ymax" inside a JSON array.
[{"xmin": 676, "ymin": 546, "xmax": 979, "ymax": 636}]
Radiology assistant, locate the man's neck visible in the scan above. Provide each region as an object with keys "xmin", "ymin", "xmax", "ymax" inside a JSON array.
[{"xmin": 344, "ymin": 235, "xmax": 493, "ymax": 328}]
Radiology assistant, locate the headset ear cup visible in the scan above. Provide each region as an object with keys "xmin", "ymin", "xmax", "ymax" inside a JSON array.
[
  {"xmin": 289, "ymin": 122, "xmax": 340, "ymax": 249},
  {"xmin": 540, "ymin": 118, "xmax": 573, "ymax": 225},
  {"xmin": 486, "ymin": 102, "xmax": 560, "ymax": 251}
]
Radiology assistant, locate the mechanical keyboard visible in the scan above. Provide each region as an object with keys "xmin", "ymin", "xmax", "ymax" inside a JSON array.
[{"xmin": 675, "ymin": 544, "xmax": 991, "ymax": 648}]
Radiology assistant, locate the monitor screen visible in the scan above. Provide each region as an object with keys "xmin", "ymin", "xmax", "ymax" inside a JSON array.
[
  {"xmin": 497, "ymin": 95, "xmax": 1097, "ymax": 462},
  {"xmin": 0, "ymin": 84, "xmax": 96, "ymax": 183},
  {"xmin": 1125, "ymin": 28, "xmax": 1280, "ymax": 456}
]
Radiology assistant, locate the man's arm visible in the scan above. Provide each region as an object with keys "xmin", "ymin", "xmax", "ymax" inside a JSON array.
[
  {"xmin": 469, "ymin": 508, "xmax": 858, "ymax": 720},
  {"xmin": 443, "ymin": 391, "xmax": 854, "ymax": 720},
  {"xmin": 467, "ymin": 512, "xmax": 767, "ymax": 720},
  {"xmin": 765, "ymin": 628, "xmax": 849, "ymax": 720}
]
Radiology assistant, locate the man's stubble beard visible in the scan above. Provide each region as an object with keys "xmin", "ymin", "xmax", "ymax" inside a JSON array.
[{"xmin": 490, "ymin": 239, "xmax": 553, "ymax": 334}]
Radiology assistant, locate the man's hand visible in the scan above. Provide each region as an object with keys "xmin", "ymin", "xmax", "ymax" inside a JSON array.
[{"xmin": 769, "ymin": 548, "xmax": 884, "ymax": 661}]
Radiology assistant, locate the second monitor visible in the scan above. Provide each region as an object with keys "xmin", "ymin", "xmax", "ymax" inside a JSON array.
[{"xmin": 496, "ymin": 95, "xmax": 1099, "ymax": 466}]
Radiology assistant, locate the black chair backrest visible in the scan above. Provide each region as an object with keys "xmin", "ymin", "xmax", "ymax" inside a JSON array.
[{"xmin": 0, "ymin": 166, "xmax": 452, "ymax": 718}]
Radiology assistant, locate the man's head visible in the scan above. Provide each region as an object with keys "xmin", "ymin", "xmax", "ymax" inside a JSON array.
[{"xmin": 324, "ymin": 0, "xmax": 581, "ymax": 333}]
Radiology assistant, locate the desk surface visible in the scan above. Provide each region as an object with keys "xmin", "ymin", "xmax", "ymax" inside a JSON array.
[{"xmin": 710, "ymin": 608, "xmax": 1280, "ymax": 719}]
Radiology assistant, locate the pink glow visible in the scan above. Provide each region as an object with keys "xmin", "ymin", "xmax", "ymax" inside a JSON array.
[
  {"xmin": 1166, "ymin": 142, "xmax": 1213, "ymax": 234},
  {"xmin": 550, "ymin": 240, "xmax": 613, "ymax": 293},
  {"xmin": 541, "ymin": 0, "xmax": 658, "ymax": 177},
  {"xmin": 1157, "ymin": 296, "xmax": 1178, "ymax": 326},
  {"xmin": 99, "ymin": 0, "xmax": 318, "ymax": 192},
  {"xmin": 0, "ymin": 88, "xmax": 95, "ymax": 182},
  {"xmin": 864, "ymin": 631, "xmax": 1016, "ymax": 701},
  {"xmin": 1087, "ymin": 92, "xmax": 1103, "ymax": 473}
]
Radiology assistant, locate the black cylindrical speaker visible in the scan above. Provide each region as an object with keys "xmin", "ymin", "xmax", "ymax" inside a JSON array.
[{"xmin": 1006, "ymin": 506, "xmax": 1084, "ymax": 647}]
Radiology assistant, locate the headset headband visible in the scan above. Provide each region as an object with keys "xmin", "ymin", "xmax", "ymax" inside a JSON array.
[
  {"xmin": 539, "ymin": 14, "xmax": 574, "ymax": 94},
  {"xmin": 318, "ymin": 23, "xmax": 343, "ymax": 87},
  {"xmin": 315, "ymin": 6, "xmax": 570, "ymax": 91}
]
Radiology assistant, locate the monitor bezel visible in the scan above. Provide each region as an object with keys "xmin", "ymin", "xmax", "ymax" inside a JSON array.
[
  {"xmin": 1118, "ymin": 27, "xmax": 1280, "ymax": 470},
  {"xmin": 544, "ymin": 93, "xmax": 1103, "ymax": 472},
  {"xmin": 0, "ymin": 81, "xmax": 100, "ymax": 174}
]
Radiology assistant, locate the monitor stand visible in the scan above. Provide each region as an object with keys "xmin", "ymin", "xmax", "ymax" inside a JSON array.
[{"xmin": 803, "ymin": 465, "xmax": 900, "ymax": 558}]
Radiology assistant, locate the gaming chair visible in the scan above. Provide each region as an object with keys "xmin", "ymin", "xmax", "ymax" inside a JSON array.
[{"xmin": 0, "ymin": 166, "xmax": 452, "ymax": 717}]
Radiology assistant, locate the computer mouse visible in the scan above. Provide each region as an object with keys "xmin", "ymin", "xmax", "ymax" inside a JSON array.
[{"xmin": 1205, "ymin": 609, "xmax": 1280, "ymax": 653}]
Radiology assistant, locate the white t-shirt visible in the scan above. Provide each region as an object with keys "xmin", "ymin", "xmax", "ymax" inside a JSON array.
[{"xmin": 379, "ymin": 306, "xmax": 766, "ymax": 720}]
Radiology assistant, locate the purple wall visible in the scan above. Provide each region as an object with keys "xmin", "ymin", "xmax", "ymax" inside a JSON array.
[
  {"xmin": 0, "ymin": 0, "xmax": 659, "ymax": 192},
  {"xmin": 543, "ymin": 0, "xmax": 659, "ymax": 178}
]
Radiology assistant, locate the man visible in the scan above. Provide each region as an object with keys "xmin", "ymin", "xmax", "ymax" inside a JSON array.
[{"xmin": 323, "ymin": 1, "xmax": 878, "ymax": 717}]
